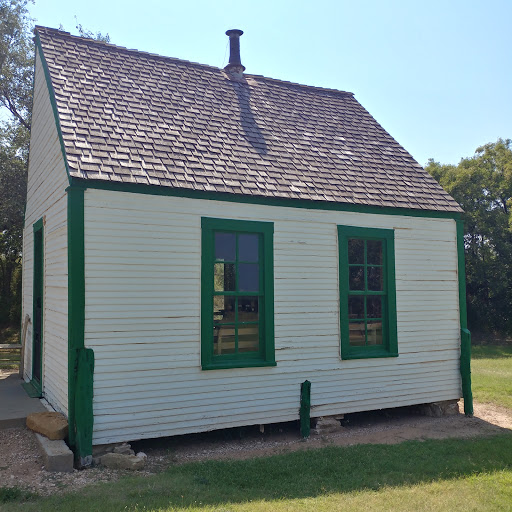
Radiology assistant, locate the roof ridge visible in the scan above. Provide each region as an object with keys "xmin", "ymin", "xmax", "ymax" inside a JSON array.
[
  {"xmin": 35, "ymin": 25, "xmax": 353, "ymax": 97},
  {"xmin": 246, "ymin": 74, "xmax": 353, "ymax": 96},
  {"xmin": 34, "ymin": 25, "xmax": 225, "ymax": 73}
]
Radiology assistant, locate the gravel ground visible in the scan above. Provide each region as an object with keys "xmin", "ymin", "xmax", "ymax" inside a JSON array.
[{"xmin": 0, "ymin": 401, "xmax": 511, "ymax": 497}]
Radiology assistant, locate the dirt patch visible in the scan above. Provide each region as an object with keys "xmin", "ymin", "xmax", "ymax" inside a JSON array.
[
  {"xmin": 137, "ymin": 401, "xmax": 512, "ymax": 469},
  {"xmin": 0, "ymin": 401, "xmax": 510, "ymax": 496}
]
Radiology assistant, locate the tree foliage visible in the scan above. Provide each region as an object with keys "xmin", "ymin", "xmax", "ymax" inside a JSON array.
[
  {"xmin": 0, "ymin": 143, "xmax": 25, "ymax": 324},
  {"xmin": 0, "ymin": 1, "xmax": 110, "ymax": 327},
  {"xmin": 0, "ymin": 0, "xmax": 32, "ymax": 325},
  {"xmin": 74, "ymin": 16, "xmax": 110, "ymax": 43},
  {"xmin": 426, "ymin": 138, "xmax": 512, "ymax": 335},
  {"xmin": 0, "ymin": 0, "xmax": 34, "ymax": 132}
]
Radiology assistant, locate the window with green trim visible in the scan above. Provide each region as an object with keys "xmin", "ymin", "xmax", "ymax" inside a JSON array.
[
  {"xmin": 338, "ymin": 225, "xmax": 398, "ymax": 359},
  {"xmin": 201, "ymin": 218, "xmax": 275, "ymax": 370}
]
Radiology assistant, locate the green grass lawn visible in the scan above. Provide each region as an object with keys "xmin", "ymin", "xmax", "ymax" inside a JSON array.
[
  {"xmin": 471, "ymin": 344, "xmax": 512, "ymax": 410},
  {"xmin": 0, "ymin": 325, "xmax": 21, "ymax": 370},
  {"xmin": 2, "ymin": 435, "xmax": 512, "ymax": 512},
  {"xmin": 2, "ymin": 341, "xmax": 511, "ymax": 511}
]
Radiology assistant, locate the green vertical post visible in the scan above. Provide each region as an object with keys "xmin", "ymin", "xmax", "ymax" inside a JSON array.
[
  {"xmin": 457, "ymin": 220, "xmax": 473, "ymax": 416},
  {"xmin": 300, "ymin": 380, "xmax": 311, "ymax": 438},
  {"xmin": 68, "ymin": 186, "xmax": 94, "ymax": 463},
  {"xmin": 75, "ymin": 348, "xmax": 94, "ymax": 466}
]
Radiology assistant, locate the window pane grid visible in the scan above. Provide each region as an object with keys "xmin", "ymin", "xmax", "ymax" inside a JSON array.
[
  {"xmin": 203, "ymin": 218, "xmax": 275, "ymax": 370},
  {"xmin": 213, "ymin": 232, "xmax": 262, "ymax": 356},
  {"xmin": 347, "ymin": 238, "xmax": 386, "ymax": 348},
  {"xmin": 340, "ymin": 226, "xmax": 397, "ymax": 359}
]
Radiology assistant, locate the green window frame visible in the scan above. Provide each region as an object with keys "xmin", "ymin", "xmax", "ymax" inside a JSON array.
[
  {"xmin": 201, "ymin": 217, "xmax": 275, "ymax": 370},
  {"xmin": 338, "ymin": 225, "xmax": 398, "ymax": 359}
]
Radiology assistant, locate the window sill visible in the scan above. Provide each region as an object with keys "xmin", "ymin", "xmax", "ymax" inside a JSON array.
[
  {"xmin": 342, "ymin": 350, "xmax": 398, "ymax": 360},
  {"xmin": 202, "ymin": 360, "xmax": 277, "ymax": 371}
]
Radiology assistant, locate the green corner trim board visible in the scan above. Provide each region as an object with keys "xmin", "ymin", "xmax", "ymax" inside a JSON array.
[
  {"xmin": 457, "ymin": 220, "xmax": 473, "ymax": 416},
  {"xmin": 67, "ymin": 187, "xmax": 93, "ymax": 462}
]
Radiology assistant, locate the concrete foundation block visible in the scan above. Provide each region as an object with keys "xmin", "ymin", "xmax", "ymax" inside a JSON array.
[{"xmin": 35, "ymin": 433, "xmax": 74, "ymax": 472}]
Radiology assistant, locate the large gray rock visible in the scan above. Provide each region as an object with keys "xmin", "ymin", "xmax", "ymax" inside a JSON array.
[
  {"xmin": 418, "ymin": 400, "xmax": 460, "ymax": 417},
  {"xmin": 313, "ymin": 416, "xmax": 344, "ymax": 435},
  {"xmin": 27, "ymin": 412, "xmax": 68, "ymax": 440},
  {"xmin": 113, "ymin": 443, "xmax": 135, "ymax": 456},
  {"xmin": 100, "ymin": 452, "xmax": 146, "ymax": 470}
]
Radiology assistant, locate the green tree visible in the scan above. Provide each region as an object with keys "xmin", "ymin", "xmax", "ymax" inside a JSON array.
[
  {"xmin": 0, "ymin": 1, "xmax": 110, "ymax": 327},
  {"xmin": 0, "ymin": 0, "xmax": 34, "ymax": 133},
  {"xmin": 74, "ymin": 16, "xmax": 110, "ymax": 43},
  {"xmin": 0, "ymin": 0, "xmax": 33, "ymax": 326},
  {"xmin": 0, "ymin": 143, "xmax": 25, "ymax": 323},
  {"xmin": 426, "ymin": 138, "xmax": 512, "ymax": 335}
]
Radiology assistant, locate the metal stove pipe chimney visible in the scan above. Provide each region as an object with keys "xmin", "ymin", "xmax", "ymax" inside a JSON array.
[{"xmin": 224, "ymin": 29, "xmax": 245, "ymax": 76}]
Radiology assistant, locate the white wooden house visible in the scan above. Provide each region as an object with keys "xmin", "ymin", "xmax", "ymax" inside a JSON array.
[{"xmin": 23, "ymin": 27, "xmax": 472, "ymax": 464}]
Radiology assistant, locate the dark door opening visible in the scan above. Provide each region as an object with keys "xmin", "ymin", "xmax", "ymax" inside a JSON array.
[{"xmin": 32, "ymin": 221, "xmax": 44, "ymax": 389}]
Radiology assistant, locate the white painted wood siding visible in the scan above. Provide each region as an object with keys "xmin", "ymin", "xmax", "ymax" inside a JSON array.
[
  {"xmin": 84, "ymin": 189, "xmax": 462, "ymax": 445},
  {"xmin": 22, "ymin": 50, "xmax": 69, "ymax": 414}
]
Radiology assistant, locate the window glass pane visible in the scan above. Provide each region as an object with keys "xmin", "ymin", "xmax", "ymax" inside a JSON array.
[
  {"xmin": 214, "ymin": 295, "xmax": 236, "ymax": 323},
  {"xmin": 214, "ymin": 326, "xmax": 236, "ymax": 354},
  {"xmin": 366, "ymin": 296, "xmax": 382, "ymax": 319},
  {"xmin": 367, "ymin": 322, "xmax": 383, "ymax": 345},
  {"xmin": 239, "ymin": 263, "xmax": 259, "ymax": 292},
  {"xmin": 238, "ymin": 324, "xmax": 259, "ymax": 353},
  {"xmin": 349, "ymin": 266, "xmax": 364, "ymax": 291},
  {"xmin": 238, "ymin": 234, "xmax": 259, "ymax": 262},
  {"xmin": 348, "ymin": 296, "xmax": 364, "ymax": 319},
  {"xmin": 367, "ymin": 240, "xmax": 383, "ymax": 265},
  {"xmin": 215, "ymin": 232, "xmax": 236, "ymax": 261},
  {"xmin": 367, "ymin": 267, "xmax": 383, "ymax": 291},
  {"xmin": 214, "ymin": 263, "xmax": 236, "ymax": 292},
  {"xmin": 238, "ymin": 296, "xmax": 259, "ymax": 322},
  {"xmin": 349, "ymin": 321, "xmax": 366, "ymax": 346},
  {"xmin": 348, "ymin": 239, "xmax": 364, "ymax": 264}
]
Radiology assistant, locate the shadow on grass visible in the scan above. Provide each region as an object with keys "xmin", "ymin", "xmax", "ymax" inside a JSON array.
[
  {"xmin": 0, "ymin": 325, "xmax": 20, "ymax": 344},
  {"xmin": 472, "ymin": 345, "xmax": 512, "ymax": 359},
  {"xmin": 13, "ymin": 434, "xmax": 512, "ymax": 512}
]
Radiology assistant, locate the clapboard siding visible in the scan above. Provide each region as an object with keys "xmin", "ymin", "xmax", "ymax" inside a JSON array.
[
  {"xmin": 93, "ymin": 365, "xmax": 460, "ymax": 401},
  {"xmin": 22, "ymin": 50, "xmax": 69, "ymax": 414},
  {"xmin": 83, "ymin": 189, "xmax": 462, "ymax": 445}
]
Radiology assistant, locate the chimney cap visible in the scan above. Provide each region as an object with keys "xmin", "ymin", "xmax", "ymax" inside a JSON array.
[{"xmin": 225, "ymin": 29, "xmax": 244, "ymax": 37}]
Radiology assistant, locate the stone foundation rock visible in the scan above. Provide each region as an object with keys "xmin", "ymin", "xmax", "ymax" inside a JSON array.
[
  {"xmin": 26, "ymin": 412, "xmax": 68, "ymax": 440},
  {"xmin": 113, "ymin": 443, "xmax": 135, "ymax": 456},
  {"xmin": 313, "ymin": 416, "xmax": 344, "ymax": 435},
  {"xmin": 417, "ymin": 400, "xmax": 460, "ymax": 417},
  {"xmin": 100, "ymin": 452, "xmax": 146, "ymax": 470}
]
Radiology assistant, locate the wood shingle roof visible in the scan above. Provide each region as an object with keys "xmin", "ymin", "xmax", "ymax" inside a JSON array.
[{"xmin": 36, "ymin": 26, "xmax": 462, "ymax": 213}]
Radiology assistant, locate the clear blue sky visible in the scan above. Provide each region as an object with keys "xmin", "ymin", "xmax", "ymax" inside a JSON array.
[{"xmin": 29, "ymin": 0, "xmax": 511, "ymax": 167}]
